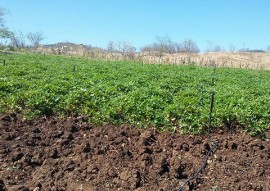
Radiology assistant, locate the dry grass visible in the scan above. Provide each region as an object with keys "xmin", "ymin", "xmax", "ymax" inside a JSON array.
[
  {"xmin": 198, "ymin": 52, "xmax": 270, "ymax": 69},
  {"xmin": 36, "ymin": 44, "xmax": 270, "ymax": 70},
  {"xmin": 140, "ymin": 52, "xmax": 270, "ymax": 69}
]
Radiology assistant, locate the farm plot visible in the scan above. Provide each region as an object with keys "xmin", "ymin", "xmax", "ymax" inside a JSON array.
[
  {"xmin": 0, "ymin": 54, "xmax": 269, "ymax": 134},
  {"xmin": 1, "ymin": 54, "xmax": 270, "ymax": 190}
]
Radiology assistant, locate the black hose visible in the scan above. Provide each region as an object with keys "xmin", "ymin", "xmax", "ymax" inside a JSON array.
[{"xmin": 176, "ymin": 141, "xmax": 218, "ymax": 191}]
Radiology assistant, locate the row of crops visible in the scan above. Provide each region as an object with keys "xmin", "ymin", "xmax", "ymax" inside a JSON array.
[{"xmin": 0, "ymin": 53, "xmax": 269, "ymax": 134}]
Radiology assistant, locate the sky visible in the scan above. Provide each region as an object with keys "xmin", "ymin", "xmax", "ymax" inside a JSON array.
[{"xmin": 1, "ymin": 0, "xmax": 270, "ymax": 51}]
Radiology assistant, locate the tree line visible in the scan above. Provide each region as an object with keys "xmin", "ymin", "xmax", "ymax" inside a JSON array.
[
  {"xmin": 0, "ymin": 7, "xmax": 44, "ymax": 49},
  {"xmin": 1, "ymin": 6, "xmax": 270, "ymax": 55}
]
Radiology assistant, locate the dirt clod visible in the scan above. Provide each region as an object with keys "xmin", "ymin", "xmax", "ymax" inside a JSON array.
[{"xmin": 1, "ymin": 116, "xmax": 270, "ymax": 190}]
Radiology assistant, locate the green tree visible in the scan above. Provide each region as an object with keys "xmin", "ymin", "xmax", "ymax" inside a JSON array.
[
  {"xmin": 0, "ymin": 7, "xmax": 5, "ymax": 26},
  {"xmin": 0, "ymin": 7, "xmax": 12, "ymax": 39}
]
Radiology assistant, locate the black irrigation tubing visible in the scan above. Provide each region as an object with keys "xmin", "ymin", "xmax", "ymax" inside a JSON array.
[
  {"xmin": 176, "ymin": 141, "xmax": 218, "ymax": 191},
  {"xmin": 177, "ymin": 64, "xmax": 218, "ymax": 190}
]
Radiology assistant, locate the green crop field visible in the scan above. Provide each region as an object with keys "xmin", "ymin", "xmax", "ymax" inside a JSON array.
[{"xmin": 0, "ymin": 53, "xmax": 269, "ymax": 134}]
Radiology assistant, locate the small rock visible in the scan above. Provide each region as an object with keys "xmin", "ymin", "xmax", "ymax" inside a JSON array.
[
  {"xmin": 33, "ymin": 187, "xmax": 40, "ymax": 191},
  {"xmin": 119, "ymin": 170, "xmax": 131, "ymax": 181}
]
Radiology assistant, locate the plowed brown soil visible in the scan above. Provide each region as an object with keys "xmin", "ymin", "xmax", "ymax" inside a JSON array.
[{"xmin": 1, "ymin": 114, "xmax": 270, "ymax": 191}]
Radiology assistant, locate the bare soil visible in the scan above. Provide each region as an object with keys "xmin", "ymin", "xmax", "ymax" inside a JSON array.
[{"xmin": 1, "ymin": 114, "xmax": 270, "ymax": 191}]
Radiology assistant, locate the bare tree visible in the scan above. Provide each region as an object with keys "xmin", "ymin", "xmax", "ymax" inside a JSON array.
[
  {"xmin": 27, "ymin": 31, "xmax": 44, "ymax": 48},
  {"xmin": 155, "ymin": 35, "xmax": 177, "ymax": 54},
  {"xmin": 154, "ymin": 36, "xmax": 167, "ymax": 57},
  {"xmin": 10, "ymin": 31, "xmax": 26, "ymax": 48},
  {"xmin": 205, "ymin": 41, "xmax": 224, "ymax": 52},
  {"xmin": 10, "ymin": 33, "xmax": 19, "ymax": 48},
  {"xmin": 159, "ymin": 35, "xmax": 175, "ymax": 53},
  {"xmin": 179, "ymin": 39, "xmax": 200, "ymax": 53},
  {"xmin": 115, "ymin": 41, "xmax": 136, "ymax": 60},
  {"xmin": 174, "ymin": 42, "xmax": 182, "ymax": 53},
  {"xmin": 141, "ymin": 35, "xmax": 178, "ymax": 57},
  {"xmin": 229, "ymin": 44, "xmax": 236, "ymax": 52},
  {"xmin": 205, "ymin": 41, "xmax": 213, "ymax": 52},
  {"xmin": 212, "ymin": 44, "xmax": 224, "ymax": 52},
  {"xmin": 140, "ymin": 35, "xmax": 170, "ymax": 57},
  {"xmin": 140, "ymin": 45, "xmax": 152, "ymax": 55},
  {"xmin": 107, "ymin": 41, "xmax": 115, "ymax": 53},
  {"xmin": 141, "ymin": 36, "xmax": 199, "ymax": 55}
]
